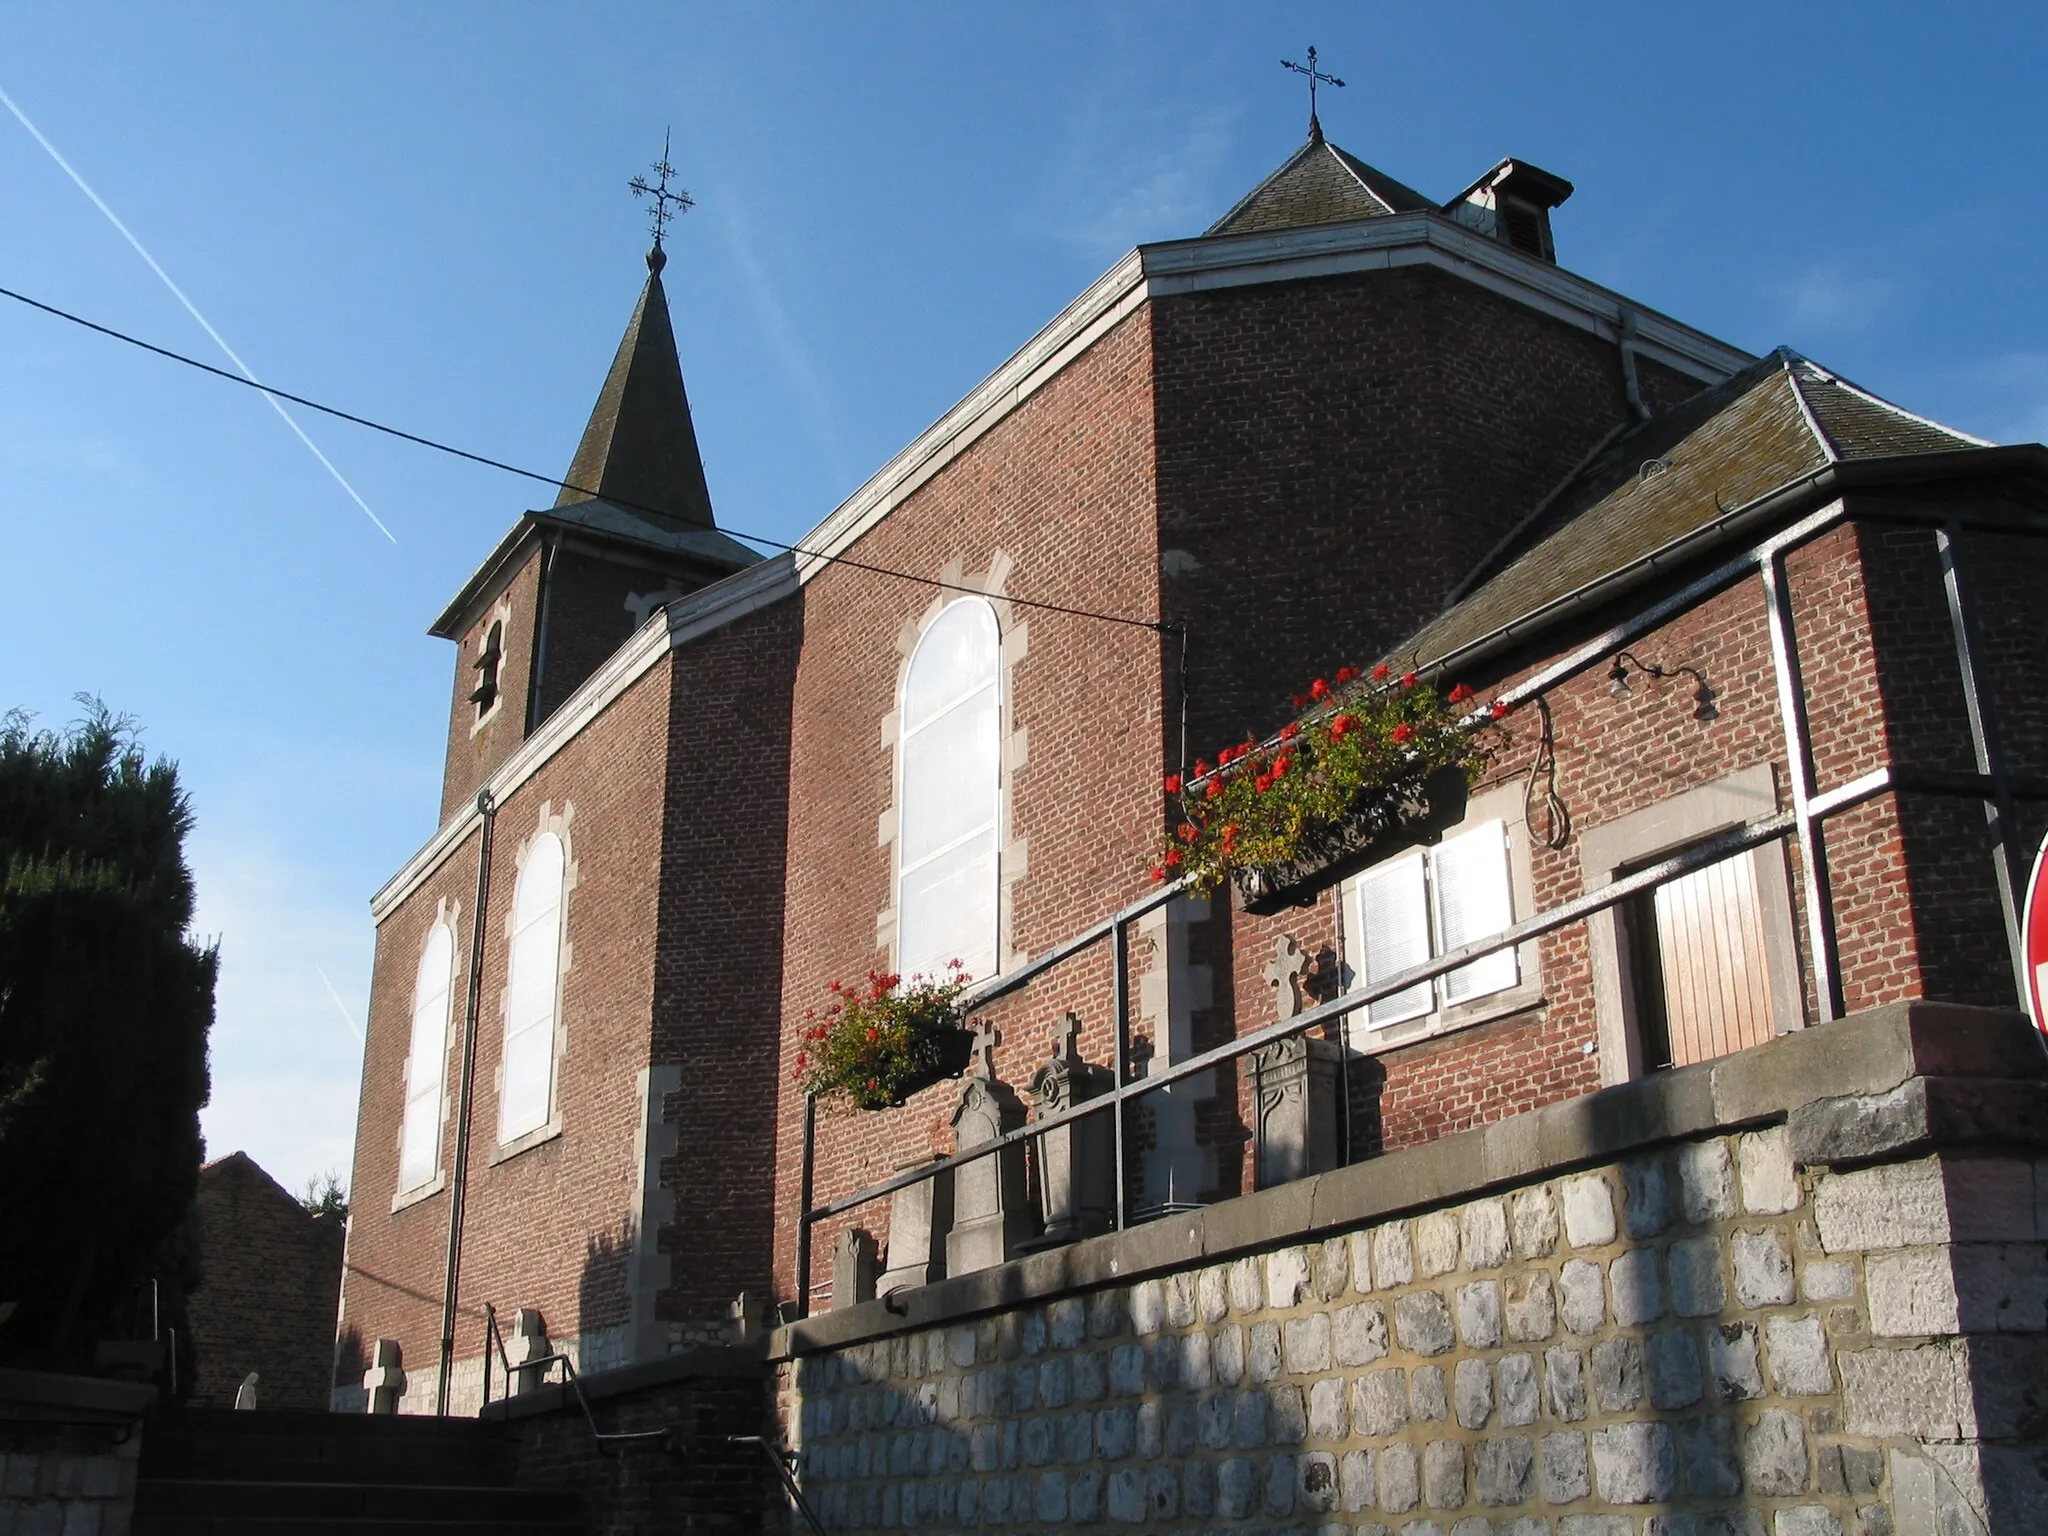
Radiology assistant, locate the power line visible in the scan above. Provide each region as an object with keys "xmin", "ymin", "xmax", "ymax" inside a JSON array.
[{"xmin": 0, "ymin": 282, "xmax": 1170, "ymax": 636}]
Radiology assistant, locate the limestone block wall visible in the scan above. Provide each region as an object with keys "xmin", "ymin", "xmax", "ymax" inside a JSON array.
[{"xmin": 770, "ymin": 1005, "xmax": 2048, "ymax": 1536}]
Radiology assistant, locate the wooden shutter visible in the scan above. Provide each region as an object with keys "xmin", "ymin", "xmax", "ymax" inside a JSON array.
[{"xmin": 1647, "ymin": 851, "xmax": 1776, "ymax": 1068}]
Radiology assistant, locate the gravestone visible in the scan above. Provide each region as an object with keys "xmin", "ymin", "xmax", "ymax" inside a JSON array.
[
  {"xmin": 876, "ymin": 1159, "xmax": 954, "ymax": 1297},
  {"xmin": 507, "ymin": 1308, "xmax": 551, "ymax": 1395},
  {"xmin": 1024, "ymin": 1013, "xmax": 1116, "ymax": 1247},
  {"xmin": 946, "ymin": 1022, "xmax": 1034, "ymax": 1275},
  {"xmin": 832, "ymin": 1228, "xmax": 878, "ymax": 1310},
  {"xmin": 1252, "ymin": 935, "xmax": 1343, "ymax": 1187},
  {"xmin": 363, "ymin": 1338, "xmax": 405, "ymax": 1415}
]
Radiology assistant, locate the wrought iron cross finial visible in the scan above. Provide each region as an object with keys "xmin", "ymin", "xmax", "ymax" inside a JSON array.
[
  {"xmin": 1281, "ymin": 45, "xmax": 1346, "ymax": 139},
  {"xmin": 628, "ymin": 130, "xmax": 694, "ymax": 253}
]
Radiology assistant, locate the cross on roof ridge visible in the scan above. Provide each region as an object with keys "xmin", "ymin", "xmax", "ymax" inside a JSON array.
[
  {"xmin": 628, "ymin": 130, "xmax": 694, "ymax": 268},
  {"xmin": 1281, "ymin": 44, "xmax": 1345, "ymax": 143}
]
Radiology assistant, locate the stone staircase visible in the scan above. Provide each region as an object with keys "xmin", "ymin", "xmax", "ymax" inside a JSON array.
[{"xmin": 133, "ymin": 1409, "xmax": 582, "ymax": 1534}]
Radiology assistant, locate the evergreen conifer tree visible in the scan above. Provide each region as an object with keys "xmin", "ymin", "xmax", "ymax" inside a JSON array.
[{"xmin": 0, "ymin": 700, "xmax": 215, "ymax": 1372}]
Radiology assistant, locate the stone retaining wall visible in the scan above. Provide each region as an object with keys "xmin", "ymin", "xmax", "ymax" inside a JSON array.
[{"xmin": 769, "ymin": 1004, "xmax": 2048, "ymax": 1535}]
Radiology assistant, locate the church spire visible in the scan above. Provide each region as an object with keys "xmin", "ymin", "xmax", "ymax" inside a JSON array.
[{"xmin": 554, "ymin": 141, "xmax": 715, "ymax": 529}]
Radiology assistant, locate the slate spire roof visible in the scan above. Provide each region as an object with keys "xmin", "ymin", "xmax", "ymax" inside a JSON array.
[
  {"xmin": 1206, "ymin": 130, "xmax": 1436, "ymax": 237},
  {"xmin": 554, "ymin": 246, "xmax": 717, "ymax": 529}
]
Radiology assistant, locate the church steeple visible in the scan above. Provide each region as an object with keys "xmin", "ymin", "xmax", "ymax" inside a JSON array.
[{"xmin": 553, "ymin": 244, "xmax": 717, "ymax": 529}]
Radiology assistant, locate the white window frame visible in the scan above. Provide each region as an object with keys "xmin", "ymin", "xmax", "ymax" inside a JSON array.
[
  {"xmin": 496, "ymin": 826, "xmax": 568, "ymax": 1152},
  {"xmin": 1579, "ymin": 763, "xmax": 1804, "ymax": 1085},
  {"xmin": 893, "ymin": 596, "xmax": 1004, "ymax": 985},
  {"xmin": 392, "ymin": 914, "xmax": 456, "ymax": 1209},
  {"xmin": 1339, "ymin": 783, "xmax": 1543, "ymax": 1052}
]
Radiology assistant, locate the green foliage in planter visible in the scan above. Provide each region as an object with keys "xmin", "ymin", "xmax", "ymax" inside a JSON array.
[
  {"xmin": 794, "ymin": 963, "xmax": 972, "ymax": 1111},
  {"xmin": 1152, "ymin": 665, "xmax": 1504, "ymax": 892}
]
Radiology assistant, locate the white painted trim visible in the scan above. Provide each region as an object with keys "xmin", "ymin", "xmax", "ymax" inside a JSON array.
[{"xmin": 371, "ymin": 553, "xmax": 799, "ymax": 920}]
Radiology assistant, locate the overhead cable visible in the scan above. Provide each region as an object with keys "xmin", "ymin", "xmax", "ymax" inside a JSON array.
[{"xmin": 0, "ymin": 282, "xmax": 1169, "ymax": 636}]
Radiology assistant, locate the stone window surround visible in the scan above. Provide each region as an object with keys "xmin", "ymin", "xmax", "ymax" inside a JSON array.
[
  {"xmin": 874, "ymin": 552, "xmax": 1031, "ymax": 980},
  {"xmin": 490, "ymin": 799, "xmax": 579, "ymax": 1165},
  {"xmin": 469, "ymin": 597, "xmax": 513, "ymax": 737},
  {"xmin": 1578, "ymin": 761, "xmax": 1804, "ymax": 1087},
  {"xmin": 1337, "ymin": 781, "xmax": 1546, "ymax": 1056},
  {"xmin": 391, "ymin": 896, "xmax": 463, "ymax": 1213}
]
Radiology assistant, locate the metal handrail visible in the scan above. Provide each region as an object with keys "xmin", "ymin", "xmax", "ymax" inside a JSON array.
[
  {"xmin": 729, "ymin": 1435, "xmax": 831, "ymax": 1536},
  {"xmin": 794, "ymin": 510, "xmax": 2048, "ymax": 1314},
  {"xmin": 480, "ymin": 1303, "xmax": 667, "ymax": 1449}
]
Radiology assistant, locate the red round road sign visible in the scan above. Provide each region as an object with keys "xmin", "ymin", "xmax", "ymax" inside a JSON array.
[{"xmin": 2025, "ymin": 831, "xmax": 2048, "ymax": 1033}]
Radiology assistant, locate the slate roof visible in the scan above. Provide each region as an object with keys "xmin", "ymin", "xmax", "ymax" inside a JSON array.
[
  {"xmin": 1207, "ymin": 133, "xmax": 1437, "ymax": 236},
  {"xmin": 1397, "ymin": 350, "xmax": 1991, "ymax": 671},
  {"xmin": 554, "ymin": 249, "xmax": 717, "ymax": 529}
]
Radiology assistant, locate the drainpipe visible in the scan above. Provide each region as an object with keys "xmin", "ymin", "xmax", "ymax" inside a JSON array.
[
  {"xmin": 437, "ymin": 786, "xmax": 496, "ymax": 1413},
  {"xmin": 525, "ymin": 532, "xmax": 560, "ymax": 736},
  {"xmin": 1617, "ymin": 308, "xmax": 1651, "ymax": 422}
]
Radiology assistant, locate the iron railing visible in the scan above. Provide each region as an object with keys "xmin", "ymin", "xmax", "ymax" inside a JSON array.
[{"xmin": 793, "ymin": 498, "xmax": 2048, "ymax": 1317}]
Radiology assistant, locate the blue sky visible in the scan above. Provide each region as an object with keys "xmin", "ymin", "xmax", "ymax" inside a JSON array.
[{"xmin": 3, "ymin": 3, "xmax": 2043, "ymax": 1195}]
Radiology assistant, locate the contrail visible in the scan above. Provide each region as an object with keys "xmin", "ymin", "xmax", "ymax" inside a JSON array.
[
  {"xmin": 315, "ymin": 965, "xmax": 366, "ymax": 1044},
  {"xmin": 0, "ymin": 83, "xmax": 397, "ymax": 542}
]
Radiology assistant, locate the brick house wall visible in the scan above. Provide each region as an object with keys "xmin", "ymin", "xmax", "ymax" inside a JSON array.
[
  {"xmin": 188, "ymin": 1152, "xmax": 344, "ymax": 1410},
  {"xmin": 438, "ymin": 549, "xmax": 542, "ymax": 825}
]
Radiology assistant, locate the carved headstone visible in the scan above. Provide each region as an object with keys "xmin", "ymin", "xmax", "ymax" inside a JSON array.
[
  {"xmin": 832, "ymin": 1228, "xmax": 878, "ymax": 1310},
  {"xmin": 507, "ymin": 1307, "xmax": 551, "ymax": 1395},
  {"xmin": 946, "ymin": 1021, "xmax": 1034, "ymax": 1275},
  {"xmin": 1134, "ymin": 894, "xmax": 1216, "ymax": 1218},
  {"xmin": 876, "ymin": 1159, "xmax": 954, "ymax": 1296},
  {"xmin": 363, "ymin": 1338, "xmax": 405, "ymax": 1415},
  {"xmin": 233, "ymin": 1371, "xmax": 260, "ymax": 1411},
  {"xmin": 727, "ymin": 1291, "xmax": 773, "ymax": 1343},
  {"xmin": 1024, "ymin": 1013, "xmax": 1116, "ymax": 1247},
  {"xmin": 1253, "ymin": 935, "xmax": 1344, "ymax": 1188}
]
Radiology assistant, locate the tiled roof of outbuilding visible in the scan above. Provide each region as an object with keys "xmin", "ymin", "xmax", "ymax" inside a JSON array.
[
  {"xmin": 1207, "ymin": 135, "xmax": 1437, "ymax": 236},
  {"xmin": 1397, "ymin": 351, "xmax": 1990, "ymax": 672}
]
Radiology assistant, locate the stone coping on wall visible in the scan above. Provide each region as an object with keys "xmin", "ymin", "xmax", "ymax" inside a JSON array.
[
  {"xmin": 0, "ymin": 1367, "xmax": 157, "ymax": 1421},
  {"xmin": 475, "ymin": 1343, "xmax": 764, "ymax": 1424},
  {"xmin": 766, "ymin": 1001, "xmax": 2046, "ymax": 1363}
]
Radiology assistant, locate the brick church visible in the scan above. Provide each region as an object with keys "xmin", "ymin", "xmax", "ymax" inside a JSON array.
[{"xmin": 338, "ymin": 113, "xmax": 2048, "ymax": 1528}]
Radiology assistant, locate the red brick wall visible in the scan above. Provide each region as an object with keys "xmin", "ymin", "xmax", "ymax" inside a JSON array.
[
  {"xmin": 652, "ymin": 595, "xmax": 805, "ymax": 1320},
  {"xmin": 188, "ymin": 1153, "xmax": 344, "ymax": 1410},
  {"xmin": 439, "ymin": 549, "xmax": 543, "ymax": 825},
  {"xmin": 345, "ymin": 659, "xmax": 673, "ymax": 1395},
  {"xmin": 769, "ymin": 308, "xmax": 1165, "ymax": 1304}
]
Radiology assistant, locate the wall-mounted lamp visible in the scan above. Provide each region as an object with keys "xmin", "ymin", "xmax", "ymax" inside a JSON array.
[{"xmin": 1607, "ymin": 650, "xmax": 1719, "ymax": 721}]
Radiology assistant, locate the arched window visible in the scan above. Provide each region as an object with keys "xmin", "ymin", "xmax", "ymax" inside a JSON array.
[
  {"xmin": 897, "ymin": 598, "xmax": 1001, "ymax": 983},
  {"xmin": 398, "ymin": 922, "xmax": 455, "ymax": 1193},
  {"xmin": 499, "ymin": 831, "xmax": 565, "ymax": 1143},
  {"xmin": 470, "ymin": 620, "xmax": 503, "ymax": 719}
]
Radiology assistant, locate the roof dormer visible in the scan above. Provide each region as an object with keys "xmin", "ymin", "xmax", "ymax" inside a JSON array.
[{"xmin": 1445, "ymin": 158, "xmax": 1574, "ymax": 264}]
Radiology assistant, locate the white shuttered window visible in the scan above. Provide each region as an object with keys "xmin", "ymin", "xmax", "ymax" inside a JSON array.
[
  {"xmin": 398, "ymin": 922, "xmax": 454, "ymax": 1193},
  {"xmin": 499, "ymin": 832, "xmax": 565, "ymax": 1143},
  {"xmin": 1343, "ymin": 819, "xmax": 1517, "ymax": 1034},
  {"xmin": 897, "ymin": 599, "xmax": 1002, "ymax": 984}
]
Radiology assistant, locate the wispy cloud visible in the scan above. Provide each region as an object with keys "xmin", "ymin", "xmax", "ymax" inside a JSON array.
[
  {"xmin": 1029, "ymin": 90, "xmax": 1243, "ymax": 260},
  {"xmin": 0, "ymin": 81, "xmax": 397, "ymax": 543},
  {"xmin": 1778, "ymin": 262, "xmax": 1898, "ymax": 336}
]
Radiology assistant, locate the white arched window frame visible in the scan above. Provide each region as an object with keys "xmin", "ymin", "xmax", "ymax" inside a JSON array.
[
  {"xmin": 498, "ymin": 831, "xmax": 566, "ymax": 1144},
  {"xmin": 397, "ymin": 921, "xmax": 455, "ymax": 1195},
  {"xmin": 896, "ymin": 598, "xmax": 1003, "ymax": 985}
]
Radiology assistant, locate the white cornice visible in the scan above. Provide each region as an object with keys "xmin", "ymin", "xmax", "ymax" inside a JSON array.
[
  {"xmin": 371, "ymin": 554, "xmax": 800, "ymax": 920},
  {"xmin": 791, "ymin": 213, "xmax": 1751, "ymax": 579}
]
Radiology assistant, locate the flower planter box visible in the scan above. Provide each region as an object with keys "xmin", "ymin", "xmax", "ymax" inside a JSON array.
[
  {"xmin": 1233, "ymin": 763, "xmax": 1469, "ymax": 915},
  {"xmin": 852, "ymin": 1026, "xmax": 976, "ymax": 1111}
]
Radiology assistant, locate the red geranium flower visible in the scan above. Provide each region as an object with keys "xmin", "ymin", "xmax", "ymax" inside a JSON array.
[
  {"xmin": 795, "ymin": 1050, "xmax": 808, "ymax": 1070},
  {"xmin": 1335, "ymin": 666, "xmax": 1357, "ymax": 684},
  {"xmin": 1401, "ymin": 671, "xmax": 1418, "ymax": 689},
  {"xmin": 1330, "ymin": 713, "xmax": 1358, "ymax": 740},
  {"xmin": 1372, "ymin": 663, "xmax": 1392, "ymax": 681},
  {"xmin": 1491, "ymin": 700, "xmax": 1510, "ymax": 718},
  {"xmin": 1391, "ymin": 721, "xmax": 1415, "ymax": 744},
  {"xmin": 1163, "ymin": 848, "xmax": 1182, "ymax": 867},
  {"xmin": 1309, "ymin": 678, "xmax": 1330, "ymax": 701},
  {"xmin": 1254, "ymin": 773, "xmax": 1272, "ymax": 793},
  {"xmin": 1280, "ymin": 722, "xmax": 1300, "ymax": 741},
  {"xmin": 1193, "ymin": 758, "xmax": 1209, "ymax": 777},
  {"xmin": 1163, "ymin": 773, "xmax": 1183, "ymax": 794},
  {"xmin": 1178, "ymin": 822, "xmax": 1199, "ymax": 843},
  {"xmin": 1448, "ymin": 683, "xmax": 1474, "ymax": 704},
  {"xmin": 1292, "ymin": 694, "xmax": 1308, "ymax": 708},
  {"xmin": 1272, "ymin": 755, "xmax": 1291, "ymax": 777},
  {"xmin": 866, "ymin": 1027, "xmax": 880, "ymax": 1042},
  {"xmin": 1149, "ymin": 864, "xmax": 1166, "ymax": 882},
  {"xmin": 1205, "ymin": 779, "xmax": 1223, "ymax": 800}
]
